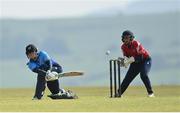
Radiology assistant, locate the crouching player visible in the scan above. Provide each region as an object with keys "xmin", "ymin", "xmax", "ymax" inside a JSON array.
[
  {"xmin": 119, "ymin": 30, "xmax": 155, "ymax": 97},
  {"xmin": 25, "ymin": 44, "xmax": 77, "ymax": 100}
]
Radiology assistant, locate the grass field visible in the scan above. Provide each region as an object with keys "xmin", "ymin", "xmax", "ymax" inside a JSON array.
[{"xmin": 0, "ymin": 86, "xmax": 180, "ymax": 112}]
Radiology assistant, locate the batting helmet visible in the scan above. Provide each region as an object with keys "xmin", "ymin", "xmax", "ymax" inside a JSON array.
[
  {"xmin": 121, "ymin": 30, "xmax": 134, "ymax": 42},
  {"xmin": 25, "ymin": 44, "xmax": 37, "ymax": 55}
]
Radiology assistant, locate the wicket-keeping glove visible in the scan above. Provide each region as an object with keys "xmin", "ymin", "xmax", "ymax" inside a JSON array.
[{"xmin": 124, "ymin": 56, "xmax": 135, "ymax": 68}]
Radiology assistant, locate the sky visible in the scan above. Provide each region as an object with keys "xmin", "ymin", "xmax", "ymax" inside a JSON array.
[{"xmin": 0, "ymin": 0, "xmax": 136, "ymax": 19}]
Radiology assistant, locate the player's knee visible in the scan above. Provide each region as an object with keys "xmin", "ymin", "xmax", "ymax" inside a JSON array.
[{"xmin": 140, "ymin": 73, "xmax": 148, "ymax": 79}]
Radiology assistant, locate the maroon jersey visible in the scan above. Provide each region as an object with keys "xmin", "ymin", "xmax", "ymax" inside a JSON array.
[{"xmin": 121, "ymin": 40, "xmax": 150, "ymax": 59}]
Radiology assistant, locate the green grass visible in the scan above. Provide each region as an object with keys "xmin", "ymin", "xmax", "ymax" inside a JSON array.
[{"xmin": 0, "ymin": 86, "xmax": 180, "ymax": 112}]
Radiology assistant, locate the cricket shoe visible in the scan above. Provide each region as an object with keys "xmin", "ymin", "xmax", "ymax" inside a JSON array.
[
  {"xmin": 32, "ymin": 97, "xmax": 41, "ymax": 100},
  {"xmin": 148, "ymin": 93, "xmax": 155, "ymax": 97},
  {"xmin": 117, "ymin": 89, "xmax": 123, "ymax": 97},
  {"xmin": 66, "ymin": 90, "xmax": 78, "ymax": 99},
  {"xmin": 47, "ymin": 90, "xmax": 78, "ymax": 99},
  {"xmin": 59, "ymin": 89, "xmax": 66, "ymax": 94}
]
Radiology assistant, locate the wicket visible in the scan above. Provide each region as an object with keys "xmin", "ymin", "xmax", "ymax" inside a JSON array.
[{"xmin": 109, "ymin": 59, "xmax": 123, "ymax": 98}]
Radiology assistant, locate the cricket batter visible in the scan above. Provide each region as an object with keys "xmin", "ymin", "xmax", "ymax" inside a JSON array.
[
  {"xmin": 25, "ymin": 44, "xmax": 76, "ymax": 100},
  {"xmin": 119, "ymin": 30, "xmax": 154, "ymax": 97}
]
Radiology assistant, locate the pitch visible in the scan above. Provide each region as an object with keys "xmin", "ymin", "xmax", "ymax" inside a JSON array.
[{"xmin": 0, "ymin": 86, "xmax": 179, "ymax": 112}]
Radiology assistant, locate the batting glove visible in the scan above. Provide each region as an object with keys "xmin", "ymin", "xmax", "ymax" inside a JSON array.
[{"xmin": 45, "ymin": 70, "xmax": 58, "ymax": 81}]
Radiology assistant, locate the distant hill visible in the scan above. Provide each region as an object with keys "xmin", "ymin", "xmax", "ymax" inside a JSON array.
[
  {"xmin": 87, "ymin": 0, "xmax": 180, "ymax": 17},
  {"xmin": 0, "ymin": 11, "xmax": 180, "ymax": 88},
  {"xmin": 123, "ymin": 0, "xmax": 180, "ymax": 15}
]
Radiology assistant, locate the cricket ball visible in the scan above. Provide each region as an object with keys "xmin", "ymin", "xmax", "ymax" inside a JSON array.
[{"xmin": 105, "ymin": 50, "xmax": 110, "ymax": 55}]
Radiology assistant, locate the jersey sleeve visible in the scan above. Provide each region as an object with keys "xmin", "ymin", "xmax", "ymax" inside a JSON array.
[
  {"xmin": 132, "ymin": 40, "xmax": 145, "ymax": 62},
  {"xmin": 40, "ymin": 51, "xmax": 51, "ymax": 61},
  {"xmin": 121, "ymin": 45, "xmax": 127, "ymax": 56},
  {"xmin": 28, "ymin": 62, "xmax": 37, "ymax": 71},
  {"xmin": 40, "ymin": 51, "xmax": 53, "ymax": 70},
  {"xmin": 132, "ymin": 40, "xmax": 143, "ymax": 54}
]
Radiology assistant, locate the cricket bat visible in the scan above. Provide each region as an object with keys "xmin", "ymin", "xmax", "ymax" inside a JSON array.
[{"xmin": 57, "ymin": 71, "xmax": 84, "ymax": 78}]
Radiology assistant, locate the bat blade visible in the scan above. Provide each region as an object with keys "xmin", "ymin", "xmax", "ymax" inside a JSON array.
[{"xmin": 58, "ymin": 71, "xmax": 84, "ymax": 78}]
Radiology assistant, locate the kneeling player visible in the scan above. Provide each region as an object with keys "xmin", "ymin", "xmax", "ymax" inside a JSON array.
[{"xmin": 25, "ymin": 44, "xmax": 77, "ymax": 100}]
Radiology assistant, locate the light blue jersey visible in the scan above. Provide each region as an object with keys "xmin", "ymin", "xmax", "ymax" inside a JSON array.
[{"xmin": 27, "ymin": 51, "xmax": 59, "ymax": 71}]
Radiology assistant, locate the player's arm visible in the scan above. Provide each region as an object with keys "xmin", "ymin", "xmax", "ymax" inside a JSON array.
[
  {"xmin": 27, "ymin": 61, "xmax": 58, "ymax": 82},
  {"xmin": 121, "ymin": 46, "xmax": 135, "ymax": 68},
  {"xmin": 27, "ymin": 62, "xmax": 46, "ymax": 75},
  {"xmin": 34, "ymin": 60, "xmax": 53, "ymax": 75},
  {"xmin": 41, "ymin": 51, "xmax": 53, "ymax": 71},
  {"xmin": 121, "ymin": 46, "xmax": 127, "ymax": 57},
  {"xmin": 32, "ymin": 68, "xmax": 46, "ymax": 75},
  {"xmin": 44, "ymin": 60, "xmax": 52, "ymax": 71},
  {"xmin": 132, "ymin": 41, "xmax": 144, "ymax": 63}
]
